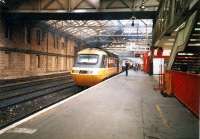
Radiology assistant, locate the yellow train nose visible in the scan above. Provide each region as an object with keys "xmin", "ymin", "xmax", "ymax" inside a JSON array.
[{"xmin": 71, "ymin": 74, "xmax": 105, "ymax": 86}]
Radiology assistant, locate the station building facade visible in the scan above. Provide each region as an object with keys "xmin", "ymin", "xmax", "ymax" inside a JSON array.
[{"xmin": 0, "ymin": 14, "xmax": 76, "ymax": 79}]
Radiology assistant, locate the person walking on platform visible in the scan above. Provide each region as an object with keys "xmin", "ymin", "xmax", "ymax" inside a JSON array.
[{"xmin": 125, "ymin": 61, "xmax": 129, "ymax": 76}]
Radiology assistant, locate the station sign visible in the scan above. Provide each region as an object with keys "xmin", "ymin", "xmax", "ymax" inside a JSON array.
[{"xmin": 126, "ymin": 42, "xmax": 150, "ymax": 52}]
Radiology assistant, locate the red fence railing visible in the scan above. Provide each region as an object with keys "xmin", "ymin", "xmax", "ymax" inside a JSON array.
[{"xmin": 171, "ymin": 71, "xmax": 200, "ymax": 117}]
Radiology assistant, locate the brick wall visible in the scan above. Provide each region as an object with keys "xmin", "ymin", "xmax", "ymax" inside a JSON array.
[{"xmin": 0, "ymin": 19, "xmax": 77, "ymax": 79}]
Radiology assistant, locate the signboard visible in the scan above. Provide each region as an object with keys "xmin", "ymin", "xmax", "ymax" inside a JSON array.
[
  {"xmin": 126, "ymin": 42, "xmax": 150, "ymax": 52},
  {"xmin": 153, "ymin": 58, "xmax": 164, "ymax": 75}
]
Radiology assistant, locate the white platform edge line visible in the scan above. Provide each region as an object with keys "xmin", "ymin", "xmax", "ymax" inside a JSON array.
[{"xmin": 0, "ymin": 72, "xmax": 122, "ymax": 135}]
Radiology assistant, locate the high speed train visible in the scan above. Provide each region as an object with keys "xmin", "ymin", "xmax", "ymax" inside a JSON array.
[{"xmin": 71, "ymin": 48, "xmax": 121, "ymax": 87}]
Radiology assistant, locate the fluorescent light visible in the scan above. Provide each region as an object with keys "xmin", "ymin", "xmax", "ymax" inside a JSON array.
[
  {"xmin": 175, "ymin": 22, "xmax": 186, "ymax": 31},
  {"xmin": 167, "ymin": 38, "xmax": 175, "ymax": 42},
  {"xmin": 178, "ymin": 53, "xmax": 194, "ymax": 56},
  {"xmin": 194, "ymin": 28, "xmax": 200, "ymax": 31},
  {"xmin": 163, "ymin": 42, "xmax": 173, "ymax": 46},
  {"xmin": 0, "ymin": 0, "xmax": 5, "ymax": 3}
]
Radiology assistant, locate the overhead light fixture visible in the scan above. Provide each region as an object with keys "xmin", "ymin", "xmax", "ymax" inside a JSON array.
[
  {"xmin": 178, "ymin": 53, "xmax": 194, "ymax": 56},
  {"xmin": 131, "ymin": 20, "xmax": 135, "ymax": 27},
  {"xmin": 174, "ymin": 22, "xmax": 186, "ymax": 32},
  {"xmin": 140, "ymin": 0, "xmax": 145, "ymax": 9},
  {"xmin": 163, "ymin": 42, "xmax": 174, "ymax": 46},
  {"xmin": 0, "ymin": 0, "xmax": 5, "ymax": 4},
  {"xmin": 131, "ymin": 16, "xmax": 136, "ymax": 27}
]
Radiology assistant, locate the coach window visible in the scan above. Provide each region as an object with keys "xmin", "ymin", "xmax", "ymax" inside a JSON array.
[
  {"xmin": 114, "ymin": 58, "xmax": 117, "ymax": 67},
  {"xmin": 108, "ymin": 58, "xmax": 114, "ymax": 67},
  {"xmin": 102, "ymin": 55, "xmax": 107, "ymax": 68}
]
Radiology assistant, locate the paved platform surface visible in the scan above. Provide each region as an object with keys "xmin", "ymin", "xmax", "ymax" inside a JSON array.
[{"xmin": 0, "ymin": 71, "xmax": 199, "ymax": 139}]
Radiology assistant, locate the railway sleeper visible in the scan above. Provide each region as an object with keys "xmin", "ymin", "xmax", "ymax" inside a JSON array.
[
  {"xmin": 0, "ymin": 72, "xmax": 70, "ymax": 85},
  {"xmin": 0, "ymin": 86, "xmax": 80, "ymax": 129},
  {"xmin": 0, "ymin": 82, "xmax": 76, "ymax": 109},
  {"xmin": 0, "ymin": 79, "xmax": 74, "ymax": 100},
  {"xmin": 0, "ymin": 75, "xmax": 72, "ymax": 92}
]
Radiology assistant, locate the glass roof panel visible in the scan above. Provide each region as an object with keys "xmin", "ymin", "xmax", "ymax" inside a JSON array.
[{"xmin": 46, "ymin": 20, "xmax": 153, "ymax": 45}]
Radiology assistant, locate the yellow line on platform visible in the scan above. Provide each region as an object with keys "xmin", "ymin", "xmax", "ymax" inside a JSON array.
[{"xmin": 156, "ymin": 104, "xmax": 170, "ymax": 128}]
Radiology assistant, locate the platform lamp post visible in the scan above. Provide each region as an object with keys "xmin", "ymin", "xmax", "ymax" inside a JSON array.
[
  {"xmin": 130, "ymin": 14, "xmax": 152, "ymax": 75},
  {"xmin": 139, "ymin": 20, "xmax": 152, "ymax": 75},
  {"xmin": 139, "ymin": 19, "xmax": 148, "ymax": 45},
  {"xmin": 131, "ymin": 16, "xmax": 148, "ymax": 44},
  {"xmin": 140, "ymin": 0, "xmax": 145, "ymax": 10}
]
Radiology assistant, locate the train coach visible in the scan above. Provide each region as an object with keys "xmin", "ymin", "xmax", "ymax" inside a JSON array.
[{"xmin": 71, "ymin": 48, "xmax": 121, "ymax": 87}]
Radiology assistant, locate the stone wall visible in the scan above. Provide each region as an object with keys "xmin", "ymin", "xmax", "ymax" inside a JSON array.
[{"xmin": 0, "ymin": 18, "xmax": 76, "ymax": 79}]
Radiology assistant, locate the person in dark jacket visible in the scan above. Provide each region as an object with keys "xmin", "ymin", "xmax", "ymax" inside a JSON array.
[{"xmin": 125, "ymin": 61, "xmax": 129, "ymax": 76}]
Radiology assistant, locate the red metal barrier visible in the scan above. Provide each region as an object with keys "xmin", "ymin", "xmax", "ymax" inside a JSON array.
[
  {"xmin": 172, "ymin": 71, "xmax": 200, "ymax": 117},
  {"xmin": 153, "ymin": 64, "xmax": 164, "ymax": 91},
  {"xmin": 163, "ymin": 70, "xmax": 173, "ymax": 96},
  {"xmin": 143, "ymin": 52, "xmax": 150, "ymax": 73}
]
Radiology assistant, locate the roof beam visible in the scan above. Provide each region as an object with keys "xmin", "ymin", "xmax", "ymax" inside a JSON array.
[{"xmin": 4, "ymin": 10, "xmax": 157, "ymax": 20}]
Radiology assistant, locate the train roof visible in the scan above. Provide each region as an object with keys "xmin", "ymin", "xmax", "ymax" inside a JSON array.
[{"xmin": 78, "ymin": 47, "xmax": 118, "ymax": 58}]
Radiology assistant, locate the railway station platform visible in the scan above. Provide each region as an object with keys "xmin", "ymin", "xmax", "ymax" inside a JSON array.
[{"xmin": 0, "ymin": 71, "xmax": 199, "ymax": 139}]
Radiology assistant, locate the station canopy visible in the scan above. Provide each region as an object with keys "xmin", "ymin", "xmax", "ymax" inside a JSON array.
[
  {"xmin": 46, "ymin": 19, "xmax": 153, "ymax": 56},
  {"xmin": 1, "ymin": 0, "xmax": 156, "ymax": 56},
  {"xmin": 47, "ymin": 20, "xmax": 152, "ymax": 39}
]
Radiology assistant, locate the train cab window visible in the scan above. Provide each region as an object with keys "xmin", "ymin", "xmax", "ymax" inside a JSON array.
[{"xmin": 77, "ymin": 54, "xmax": 99, "ymax": 65}]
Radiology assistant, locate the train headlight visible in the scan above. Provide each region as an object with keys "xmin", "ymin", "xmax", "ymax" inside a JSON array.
[
  {"xmin": 72, "ymin": 70, "xmax": 79, "ymax": 74},
  {"xmin": 91, "ymin": 69, "xmax": 99, "ymax": 75},
  {"xmin": 87, "ymin": 71, "xmax": 93, "ymax": 74}
]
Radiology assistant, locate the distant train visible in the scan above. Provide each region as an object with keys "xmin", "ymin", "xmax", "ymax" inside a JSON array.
[{"xmin": 71, "ymin": 48, "xmax": 121, "ymax": 87}]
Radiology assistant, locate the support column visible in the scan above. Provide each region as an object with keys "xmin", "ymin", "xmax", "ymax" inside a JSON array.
[
  {"xmin": 149, "ymin": 19, "xmax": 157, "ymax": 75},
  {"xmin": 149, "ymin": 45, "xmax": 154, "ymax": 75}
]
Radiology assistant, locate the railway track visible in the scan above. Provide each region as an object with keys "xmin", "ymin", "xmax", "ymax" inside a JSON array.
[{"xmin": 0, "ymin": 72, "xmax": 81, "ymax": 129}]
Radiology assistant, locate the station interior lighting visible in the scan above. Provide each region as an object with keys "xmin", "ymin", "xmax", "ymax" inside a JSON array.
[
  {"xmin": 131, "ymin": 16, "xmax": 136, "ymax": 27},
  {"xmin": 131, "ymin": 20, "xmax": 135, "ymax": 27},
  {"xmin": 0, "ymin": 0, "xmax": 5, "ymax": 3},
  {"xmin": 140, "ymin": 0, "xmax": 145, "ymax": 9}
]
